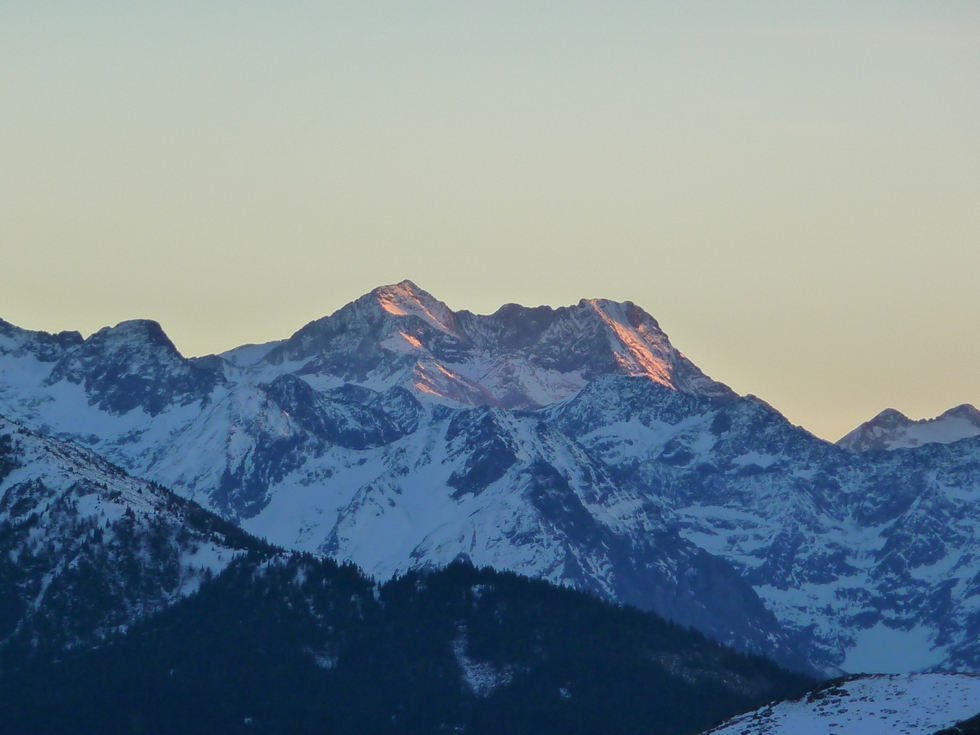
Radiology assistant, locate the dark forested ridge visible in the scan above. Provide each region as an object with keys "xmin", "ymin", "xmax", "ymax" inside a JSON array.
[
  {"xmin": 938, "ymin": 713, "xmax": 980, "ymax": 735},
  {"xmin": 0, "ymin": 557, "xmax": 813, "ymax": 735}
]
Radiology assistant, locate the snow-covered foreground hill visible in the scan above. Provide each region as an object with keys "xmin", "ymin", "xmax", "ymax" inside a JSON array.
[
  {"xmin": 0, "ymin": 415, "xmax": 254, "ymax": 655},
  {"xmin": 2, "ymin": 281, "xmax": 979, "ymax": 675},
  {"xmin": 703, "ymin": 673, "xmax": 980, "ymax": 735}
]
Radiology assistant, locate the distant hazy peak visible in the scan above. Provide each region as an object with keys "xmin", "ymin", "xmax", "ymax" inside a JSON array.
[
  {"xmin": 0, "ymin": 318, "xmax": 84, "ymax": 361},
  {"xmin": 89, "ymin": 319, "xmax": 180, "ymax": 351},
  {"xmin": 837, "ymin": 403, "xmax": 980, "ymax": 452},
  {"xmin": 864, "ymin": 407, "xmax": 912, "ymax": 427},
  {"xmin": 940, "ymin": 403, "xmax": 980, "ymax": 422}
]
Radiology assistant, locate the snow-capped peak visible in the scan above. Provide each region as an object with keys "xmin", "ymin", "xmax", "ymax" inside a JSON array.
[
  {"xmin": 581, "ymin": 298, "xmax": 682, "ymax": 389},
  {"xmin": 371, "ymin": 280, "xmax": 458, "ymax": 335},
  {"xmin": 93, "ymin": 318, "xmax": 178, "ymax": 348},
  {"xmin": 249, "ymin": 283, "xmax": 732, "ymax": 409},
  {"xmin": 40, "ymin": 318, "xmax": 223, "ymax": 417},
  {"xmin": 838, "ymin": 404, "xmax": 980, "ymax": 451}
]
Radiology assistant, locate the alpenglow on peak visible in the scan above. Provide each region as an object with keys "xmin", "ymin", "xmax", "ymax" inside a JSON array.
[{"xmin": 246, "ymin": 281, "xmax": 735, "ymax": 409}]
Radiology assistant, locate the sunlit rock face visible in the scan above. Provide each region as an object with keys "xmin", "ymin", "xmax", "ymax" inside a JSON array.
[
  {"xmin": 2, "ymin": 281, "xmax": 980, "ymax": 677},
  {"xmin": 256, "ymin": 280, "xmax": 734, "ymax": 409}
]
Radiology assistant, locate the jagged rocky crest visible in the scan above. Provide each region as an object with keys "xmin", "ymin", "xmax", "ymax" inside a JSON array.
[
  {"xmin": 0, "ymin": 558, "xmax": 815, "ymax": 735},
  {"xmin": 257, "ymin": 280, "xmax": 734, "ymax": 408}
]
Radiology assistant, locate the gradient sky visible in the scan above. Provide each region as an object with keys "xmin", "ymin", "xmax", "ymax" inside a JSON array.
[{"xmin": 1, "ymin": 2, "xmax": 978, "ymax": 441}]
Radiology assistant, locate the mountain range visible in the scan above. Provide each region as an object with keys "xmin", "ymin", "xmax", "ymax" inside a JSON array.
[
  {"xmin": 2, "ymin": 280, "xmax": 979, "ymax": 677},
  {"xmin": 837, "ymin": 404, "xmax": 980, "ymax": 452},
  {"xmin": 0, "ymin": 416, "xmax": 817, "ymax": 734}
]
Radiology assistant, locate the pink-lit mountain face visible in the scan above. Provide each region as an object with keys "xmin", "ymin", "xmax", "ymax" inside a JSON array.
[{"xmin": 248, "ymin": 280, "xmax": 734, "ymax": 409}]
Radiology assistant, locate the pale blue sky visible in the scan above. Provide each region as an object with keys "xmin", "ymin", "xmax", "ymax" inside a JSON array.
[{"xmin": 1, "ymin": 2, "xmax": 978, "ymax": 439}]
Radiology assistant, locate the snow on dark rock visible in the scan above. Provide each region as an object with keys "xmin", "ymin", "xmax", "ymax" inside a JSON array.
[
  {"xmin": 259, "ymin": 281, "xmax": 733, "ymax": 409},
  {"xmin": 838, "ymin": 405, "xmax": 980, "ymax": 452},
  {"xmin": 0, "ymin": 319, "xmax": 83, "ymax": 363},
  {"xmin": 0, "ymin": 414, "xmax": 255, "ymax": 658},
  {"xmin": 43, "ymin": 320, "xmax": 223, "ymax": 416}
]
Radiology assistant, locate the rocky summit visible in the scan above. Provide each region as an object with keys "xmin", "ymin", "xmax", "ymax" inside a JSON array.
[
  {"xmin": 1, "ymin": 282, "xmax": 979, "ymax": 676},
  {"xmin": 837, "ymin": 404, "xmax": 980, "ymax": 452}
]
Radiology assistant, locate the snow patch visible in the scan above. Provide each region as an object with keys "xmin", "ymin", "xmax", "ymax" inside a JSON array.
[
  {"xmin": 843, "ymin": 624, "xmax": 946, "ymax": 674},
  {"xmin": 452, "ymin": 627, "xmax": 513, "ymax": 697},
  {"xmin": 705, "ymin": 673, "xmax": 980, "ymax": 735}
]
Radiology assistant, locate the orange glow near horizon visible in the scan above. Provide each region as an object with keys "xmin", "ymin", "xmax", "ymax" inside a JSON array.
[{"xmin": 1, "ymin": 4, "xmax": 978, "ymax": 440}]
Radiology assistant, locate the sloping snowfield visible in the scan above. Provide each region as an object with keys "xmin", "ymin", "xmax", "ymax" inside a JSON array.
[{"xmin": 703, "ymin": 674, "xmax": 980, "ymax": 735}]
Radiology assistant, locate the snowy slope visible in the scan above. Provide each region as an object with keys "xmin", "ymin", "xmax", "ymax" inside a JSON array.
[
  {"xmin": 703, "ymin": 674, "xmax": 980, "ymax": 735},
  {"xmin": 549, "ymin": 376, "xmax": 980, "ymax": 675},
  {"xmin": 839, "ymin": 405, "xmax": 980, "ymax": 452},
  {"xmin": 239, "ymin": 401, "xmax": 804, "ymax": 666}
]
